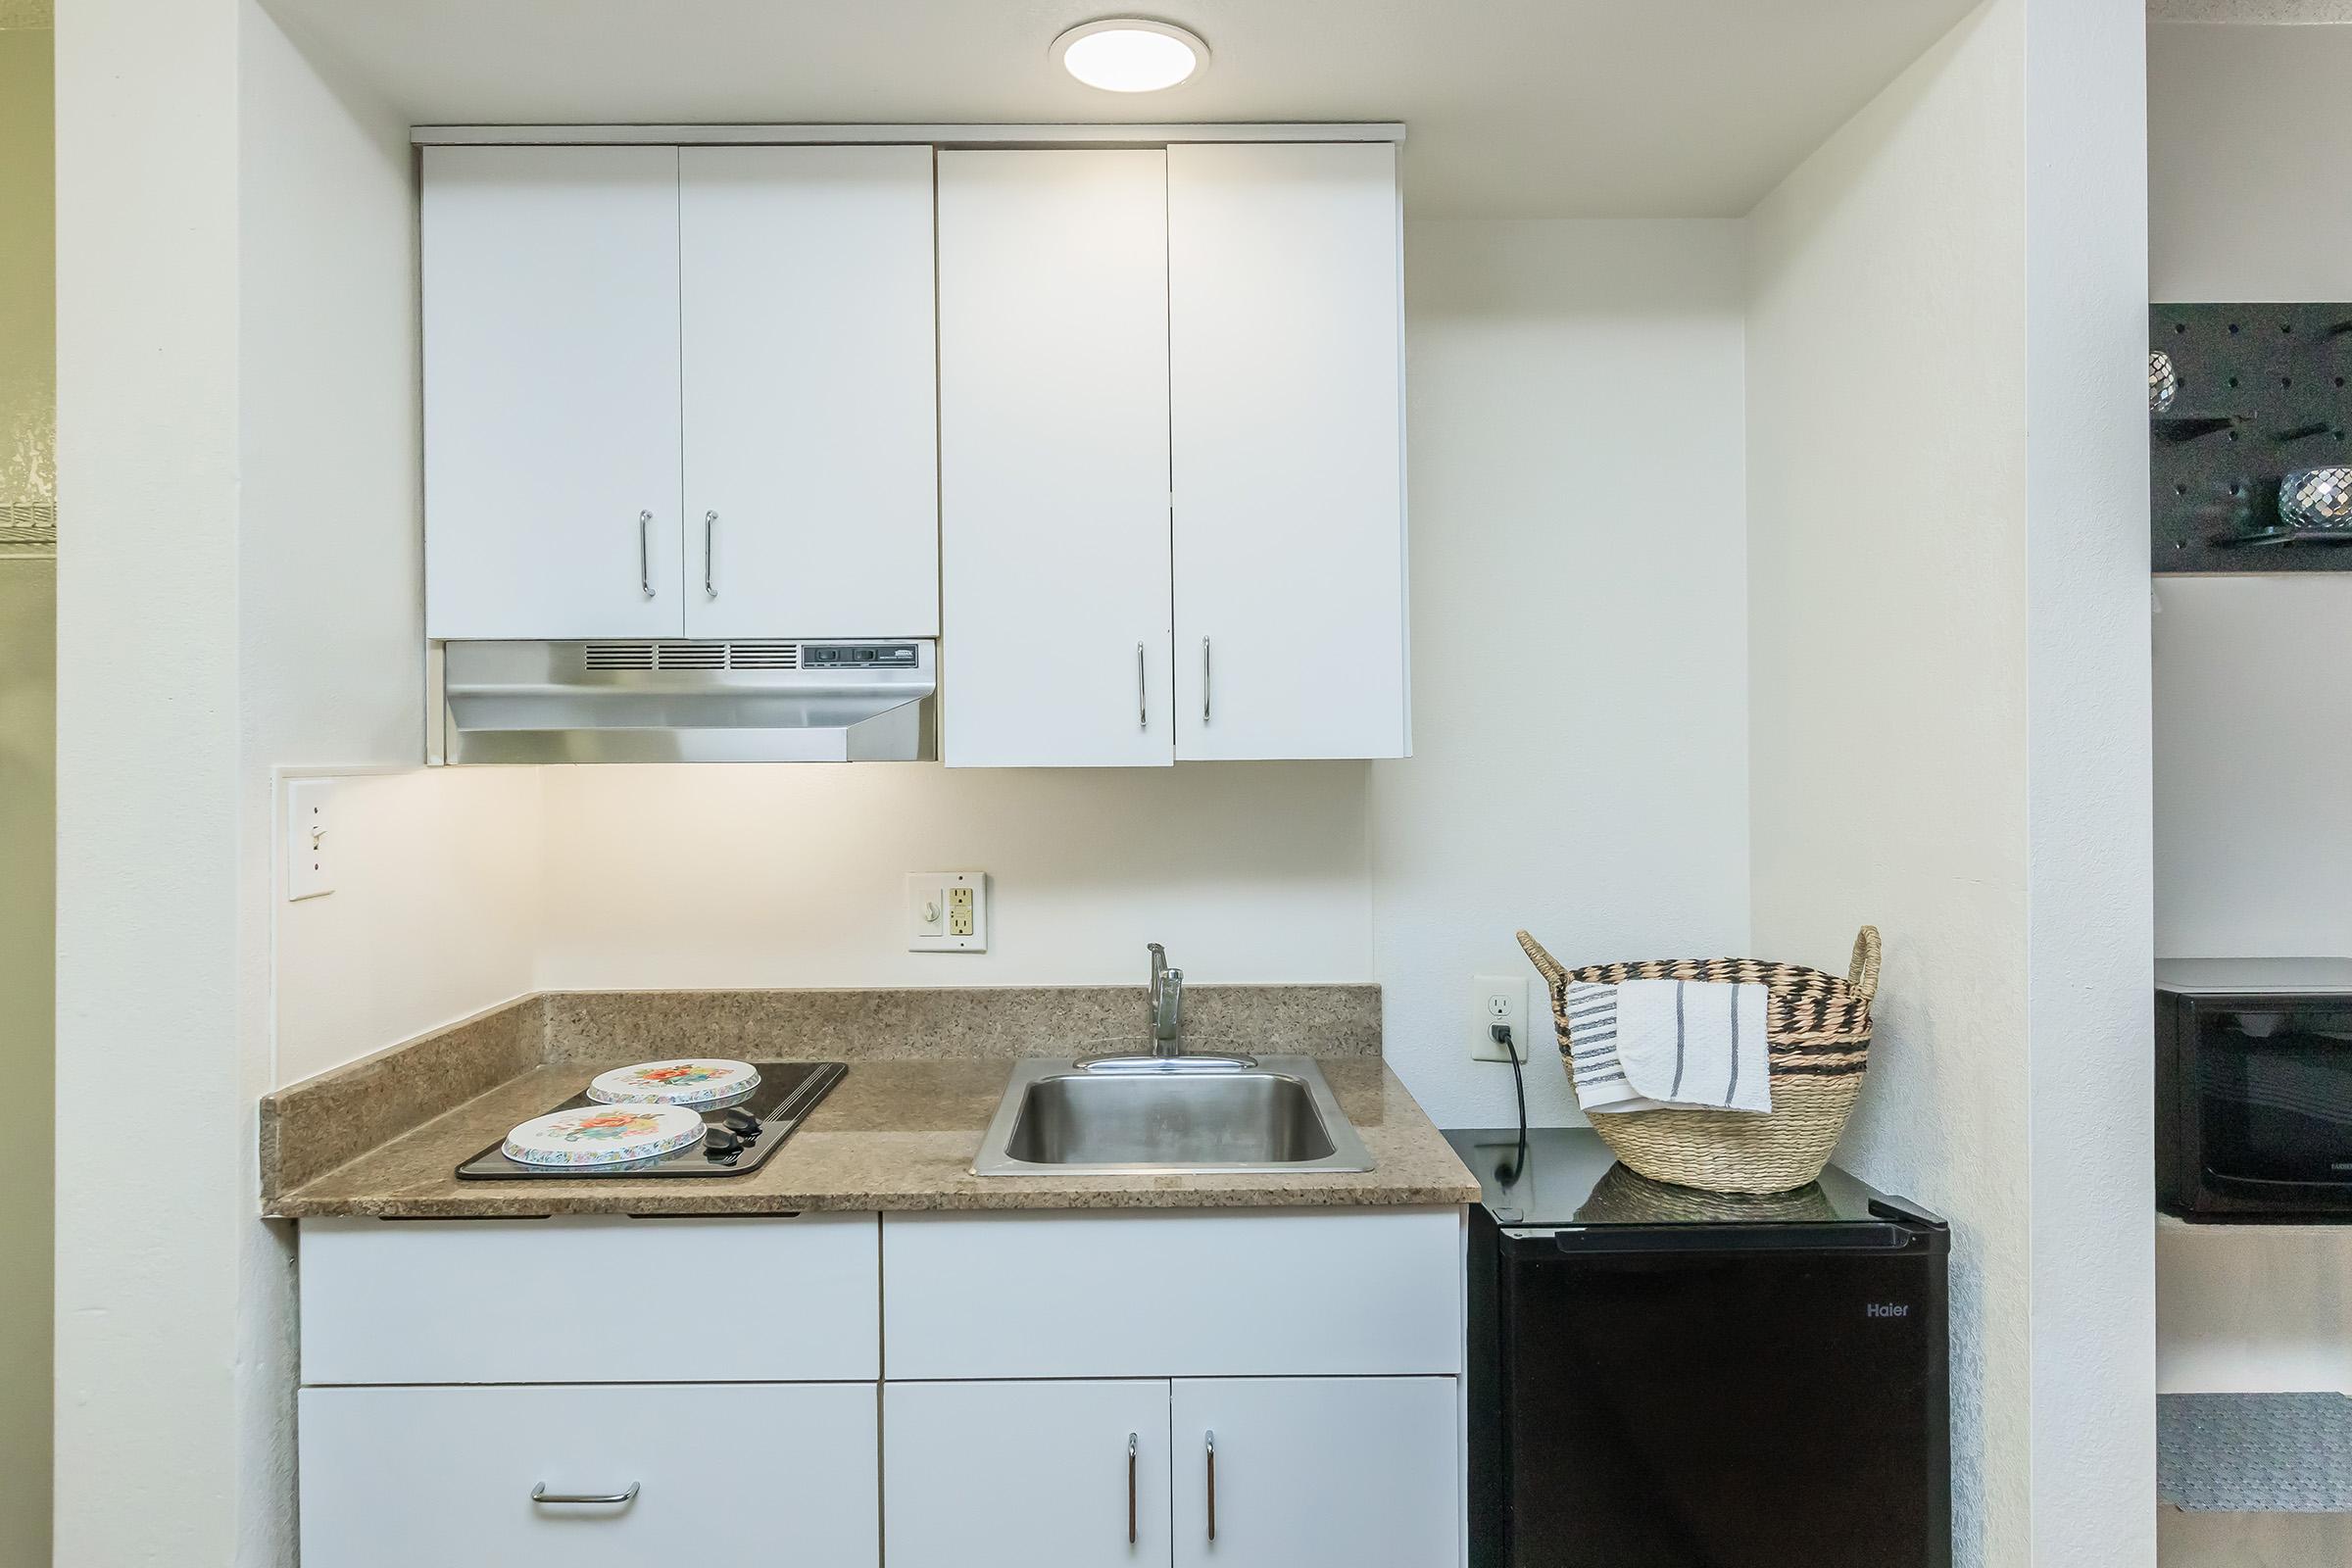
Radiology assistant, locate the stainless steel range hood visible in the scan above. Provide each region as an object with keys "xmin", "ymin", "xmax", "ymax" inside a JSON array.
[{"xmin": 430, "ymin": 639, "xmax": 937, "ymax": 763}]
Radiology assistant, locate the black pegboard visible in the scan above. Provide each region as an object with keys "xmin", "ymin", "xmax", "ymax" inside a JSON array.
[{"xmin": 2152, "ymin": 303, "xmax": 2352, "ymax": 573}]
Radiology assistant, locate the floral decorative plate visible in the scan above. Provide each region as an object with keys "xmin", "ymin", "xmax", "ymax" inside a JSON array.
[
  {"xmin": 502, "ymin": 1102, "xmax": 707, "ymax": 1167},
  {"xmin": 586, "ymin": 1058, "xmax": 763, "ymax": 1107}
]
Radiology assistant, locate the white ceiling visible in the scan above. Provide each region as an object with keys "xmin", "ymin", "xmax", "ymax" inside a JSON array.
[{"xmin": 264, "ymin": 0, "xmax": 1979, "ymax": 219}]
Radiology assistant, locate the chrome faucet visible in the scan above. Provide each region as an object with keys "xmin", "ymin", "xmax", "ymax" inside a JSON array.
[
  {"xmin": 1076, "ymin": 943, "xmax": 1255, "ymax": 1072},
  {"xmin": 1148, "ymin": 942, "xmax": 1185, "ymax": 1055}
]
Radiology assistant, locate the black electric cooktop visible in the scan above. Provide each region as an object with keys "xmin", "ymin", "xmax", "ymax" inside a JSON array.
[{"xmin": 455, "ymin": 1060, "xmax": 846, "ymax": 1181}]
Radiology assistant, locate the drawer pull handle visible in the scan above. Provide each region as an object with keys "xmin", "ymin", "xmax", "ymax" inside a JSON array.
[
  {"xmin": 531, "ymin": 1482, "xmax": 641, "ymax": 1506},
  {"xmin": 1205, "ymin": 1430, "xmax": 1216, "ymax": 1541},
  {"xmin": 1127, "ymin": 1432, "xmax": 1139, "ymax": 1544}
]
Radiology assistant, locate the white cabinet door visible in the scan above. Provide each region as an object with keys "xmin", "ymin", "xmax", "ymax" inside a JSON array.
[
  {"xmin": 422, "ymin": 145, "xmax": 685, "ymax": 639},
  {"xmin": 298, "ymin": 1382, "xmax": 877, "ymax": 1567},
  {"xmin": 885, "ymin": 1380, "xmax": 1172, "ymax": 1568},
  {"xmin": 1170, "ymin": 1378, "xmax": 1458, "ymax": 1568},
  {"xmin": 938, "ymin": 150, "xmax": 1174, "ymax": 767},
  {"xmin": 680, "ymin": 145, "xmax": 938, "ymax": 638},
  {"xmin": 1167, "ymin": 143, "xmax": 1409, "ymax": 760}
]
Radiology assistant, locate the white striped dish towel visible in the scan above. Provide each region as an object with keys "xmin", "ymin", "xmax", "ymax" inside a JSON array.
[{"xmin": 1563, "ymin": 978, "xmax": 1771, "ymax": 1115}]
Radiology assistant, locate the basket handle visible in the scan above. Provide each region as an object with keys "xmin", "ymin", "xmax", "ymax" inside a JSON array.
[
  {"xmin": 1847, "ymin": 926, "xmax": 1882, "ymax": 1004},
  {"xmin": 1515, "ymin": 930, "xmax": 1567, "ymax": 991}
]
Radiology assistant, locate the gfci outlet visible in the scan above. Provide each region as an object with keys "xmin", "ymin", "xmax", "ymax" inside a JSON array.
[
  {"xmin": 908, "ymin": 871, "xmax": 988, "ymax": 953},
  {"xmin": 1470, "ymin": 975, "xmax": 1530, "ymax": 1061}
]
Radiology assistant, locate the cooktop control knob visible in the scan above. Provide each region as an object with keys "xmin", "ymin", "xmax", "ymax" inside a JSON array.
[
  {"xmin": 703, "ymin": 1126, "xmax": 744, "ymax": 1164},
  {"xmin": 721, "ymin": 1107, "xmax": 763, "ymax": 1139}
]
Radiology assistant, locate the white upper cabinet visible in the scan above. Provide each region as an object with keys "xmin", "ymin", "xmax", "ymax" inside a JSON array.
[
  {"xmin": 423, "ymin": 132, "xmax": 1409, "ymax": 762},
  {"xmin": 423, "ymin": 143, "xmax": 938, "ymax": 641},
  {"xmin": 937, "ymin": 150, "xmax": 1175, "ymax": 768},
  {"xmin": 423, "ymin": 145, "xmax": 685, "ymax": 640},
  {"xmin": 1169, "ymin": 142, "xmax": 1408, "ymax": 760},
  {"xmin": 935, "ymin": 140, "xmax": 1408, "ymax": 767},
  {"xmin": 680, "ymin": 146, "xmax": 938, "ymax": 638}
]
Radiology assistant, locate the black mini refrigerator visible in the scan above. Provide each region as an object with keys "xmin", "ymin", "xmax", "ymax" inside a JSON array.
[{"xmin": 1446, "ymin": 1128, "xmax": 1951, "ymax": 1568}]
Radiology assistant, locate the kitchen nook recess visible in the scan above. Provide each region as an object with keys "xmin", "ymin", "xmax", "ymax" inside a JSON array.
[{"xmin": 416, "ymin": 124, "xmax": 1410, "ymax": 766}]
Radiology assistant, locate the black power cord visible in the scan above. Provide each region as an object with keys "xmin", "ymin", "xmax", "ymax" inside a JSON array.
[{"xmin": 1491, "ymin": 1023, "xmax": 1529, "ymax": 1187}]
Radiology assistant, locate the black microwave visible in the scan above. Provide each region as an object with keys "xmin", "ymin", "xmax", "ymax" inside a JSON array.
[{"xmin": 2158, "ymin": 959, "xmax": 2352, "ymax": 1222}]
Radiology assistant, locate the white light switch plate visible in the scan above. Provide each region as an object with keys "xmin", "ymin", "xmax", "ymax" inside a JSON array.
[
  {"xmin": 1470, "ymin": 974, "xmax": 1530, "ymax": 1061},
  {"xmin": 285, "ymin": 778, "xmax": 337, "ymax": 901},
  {"xmin": 908, "ymin": 871, "xmax": 987, "ymax": 953}
]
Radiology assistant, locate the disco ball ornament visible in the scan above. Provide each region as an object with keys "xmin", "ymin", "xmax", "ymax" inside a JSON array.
[
  {"xmin": 2280, "ymin": 467, "xmax": 2352, "ymax": 533},
  {"xmin": 2149, "ymin": 350, "xmax": 2178, "ymax": 415}
]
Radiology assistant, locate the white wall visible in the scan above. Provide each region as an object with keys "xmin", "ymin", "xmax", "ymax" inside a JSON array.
[
  {"xmin": 57, "ymin": 3, "xmax": 533, "ymax": 1562},
  {"xmin": 1746, "ymin": 10, "xmax": 2032, "ymax": 1558},
  {"xmin": 2147, "ymin": 22, "xmax": 2352, "ymax": 1568},
  {"xmin": 1748, "ymin": 2, "xmax": 2154, "ymax": 1563},
  {"xmin": 535, "ymin": 761, "xmax": 1374, "ymax": 991},
  {"xmin": 54, "ymin": 0, "xmax": 249, "ymax": 1560},
  {"xmin": 2148, "ymin": 22, "xmax": 2352, "ymax": 961},
  {"xmin": 273, "ymin": 767, "xmax": 543, "ymax": 1084},
  {"xmin": 1372, "ymin": 218, "xmax": 1750, "ymax": 1130}
]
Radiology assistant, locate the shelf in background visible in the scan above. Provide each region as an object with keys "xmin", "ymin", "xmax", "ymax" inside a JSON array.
[
  {"xmin": 2161, "ymin": 1394, "xmax": 2352, "ymax": 1513},
  {"xmin": 2151, "ymin": 302, "xmax": 2352, "ymax": 574}
]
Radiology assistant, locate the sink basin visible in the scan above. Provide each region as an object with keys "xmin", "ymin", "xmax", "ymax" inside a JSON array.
[{"xmin": 972, "ymin": 1056, "xmax": 1376, "ymax": 1177}]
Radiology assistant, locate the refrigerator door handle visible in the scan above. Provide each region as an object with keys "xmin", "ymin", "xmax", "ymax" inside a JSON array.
[{"xmin": 1543, "ymin": 1222, "xmax": 1917, "ymax": 1253}]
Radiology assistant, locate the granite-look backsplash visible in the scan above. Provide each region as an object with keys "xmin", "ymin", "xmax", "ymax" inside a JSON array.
[
  {"xmin": 261, "ymin": 984, "xmax": 1382, "ymax": 1205},
  {"xmin": 540, "ymin": 983, "xmax": 1381, "ymax": 1064}
]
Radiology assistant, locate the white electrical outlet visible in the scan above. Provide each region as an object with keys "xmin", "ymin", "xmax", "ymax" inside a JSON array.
[
  {"xmin": 1470, "ymin": 974, "xmax": 1530, "ymax": 1061},
  {"xmin": 908, "ymin": 871, "xmax": 988, "ymax": 953},
  {"xmin": 285, "ymin": 778, "xmax": 337, "ymax": 901}
]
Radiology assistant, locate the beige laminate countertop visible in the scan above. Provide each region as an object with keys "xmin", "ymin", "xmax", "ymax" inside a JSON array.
[{"xmin": 268, "ymin": 1056, "xmax": 1481, "ymax": 1220}]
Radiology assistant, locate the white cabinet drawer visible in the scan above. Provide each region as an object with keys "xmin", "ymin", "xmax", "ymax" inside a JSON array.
[
  {"xmin": 299, "ymin": 1214, "xmax": 878, "ymax": 1385},
  {"xmin": 882, "ymin": 1207, "xmax": 1461, "ymax": 1380},
  {"xmin": 299, "ymin": 1383, "xmax": 877, "ymax": 1568}
]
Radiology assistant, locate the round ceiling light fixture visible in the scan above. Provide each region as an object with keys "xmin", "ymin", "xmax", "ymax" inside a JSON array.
[{"xmin": 1052, "ymin": 19, "xmax": 1209, "ymax": 93}]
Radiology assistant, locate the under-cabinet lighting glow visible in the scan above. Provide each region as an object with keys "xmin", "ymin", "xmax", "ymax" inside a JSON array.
[{"xmin": 1053, "ymin": 20, "xmax": 1209, "ymax": 93}]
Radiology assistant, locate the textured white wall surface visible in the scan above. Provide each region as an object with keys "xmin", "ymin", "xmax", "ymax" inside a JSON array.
[
  {"xmin": 1746, "ymin": 8, "xmax": 2034, "ymax": 1560},
  {"xmin": 54, "ymin": 1, "xmax": 252, "ymax": 1562},
  {"xmin": 1750, "ymin": 2, "xmax": 2159, "ymax": 1562},
  {"xmin": 2147, "ymin": 20, "xmax": 2352, "ymax": 1568},
  {"xmin": 1372, "ymin": 218, "xmax": 1751, "ymax": 1130}
]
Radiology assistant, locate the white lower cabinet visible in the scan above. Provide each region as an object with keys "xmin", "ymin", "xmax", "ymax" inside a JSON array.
[
  {"xmin": 1169, "ymin": 1378, "xmax": 1459, "ymax": 1568},
  {"xmin": 294, "ymin": 1210, "xmax": 1462, "ymax": 1566},
  {"xmin": 884, "ymin": 1380, "xmax": 1172, "ymax": 1568},
  {"xmin": 297, "ymin": 1382, "xmax": 878, "ymax": 1567},
  {"xmin": 882, "ymin": 1376, "xmax": 1458, "ymax": 1568}
]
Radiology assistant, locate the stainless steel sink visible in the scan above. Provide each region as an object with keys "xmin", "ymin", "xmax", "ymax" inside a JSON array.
[{"xmin": 972, "ymin": 1056, "xmax": 1375, "ymax": 1177}]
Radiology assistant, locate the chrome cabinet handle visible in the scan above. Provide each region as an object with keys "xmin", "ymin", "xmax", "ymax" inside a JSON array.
[
  {"xmin": 1205, "ymin": 1429, "xmax": 1216, "ymax": 1541},
  {"xmin": 1137, "ymin": 643, "xmax": 1148, "ymax": 731},
  {"xmin": 1201, "ymin": 637, "xmax": 1212, "ymax": 724},
  {"xmin": 1127, "ymin": 1433, "xmax": 1139, "ymax": 1544},
  {"xmin": 532, "ymin": 1481, "xmax": 640, "ymax": 1506},
  {"xmin": 637, "ymin": 511, "xmax": 655, "ymax": 600},
  {"xmin": 703, "ymin": 511, "xmax": 719, "ymax": 599}
]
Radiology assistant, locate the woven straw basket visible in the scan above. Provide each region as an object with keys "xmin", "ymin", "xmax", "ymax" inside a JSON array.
[{"xmin": 1515, "ymin": 926, "xmax": 1881, "ymax": 1195}]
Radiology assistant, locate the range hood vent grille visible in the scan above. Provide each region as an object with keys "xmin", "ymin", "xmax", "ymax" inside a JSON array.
[{"xmin": 583, "ymin": 640, "xmax": 804, "ymax": 672}]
